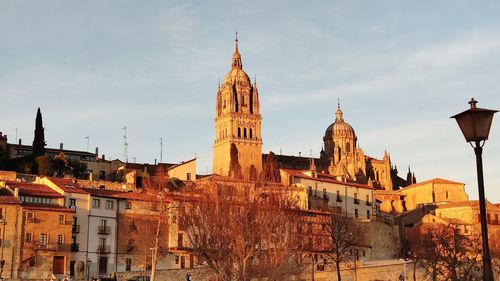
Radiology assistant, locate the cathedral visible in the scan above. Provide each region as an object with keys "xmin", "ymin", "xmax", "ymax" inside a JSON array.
[
  {"xmin": 212, "ymin": 35, "xmax": 263, "ymax": 180},
  {"xmin": 212, "ymin": 35, "xmax": 415, "ymax": 190}
]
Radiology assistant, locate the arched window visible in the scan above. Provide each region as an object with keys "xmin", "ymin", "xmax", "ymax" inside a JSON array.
[
  {"xmin": 238, "ymin": 127, "xmax": 241, "ymax": 138},
  {"xmin": 244, "ymin": 128, "xmax": 247, "ymax": 138},
  {"xmin": 346, "ymin": 142, "xmax": 351, "ymax": 153},
  {"xmin": 250, "ymin": 128, "xmax": 253, "ymax": 139},
  {"xmin": 223, "ymin": 99, "xmax": 226, "ymax": 109}
]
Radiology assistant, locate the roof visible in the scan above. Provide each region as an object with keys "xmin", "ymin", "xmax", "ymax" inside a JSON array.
[
  {"xmin": 45, "ymin": 177, "xmax": 88, "ymax": 194},
  {"xmin": 22, "ymin": 203, "xmax": 74, "ymax": 213},
  {"xmin": 6, "ymin": 181, "xmax": 64, "ymax": 198},
  {"xmin": 402, "ymin": 178, "xmax": 464, "ymax": 190},
  {"xmin": 282, "ymin": 169, "xmax": 373, "ymax": 190},
  {"xmin": 82, "ymin": 188, "xmax": 128, "ymax": 199},
  {"xmin": 113, "ymin": 191, "xmax": 172, "ymax": 202},
  {"xmin": 10, "ymin": 144, "xmax": 96, "ymax": 157},
  {"xmin": 0, "ymin": 188, "xmax": 20, "ymax": 204}
]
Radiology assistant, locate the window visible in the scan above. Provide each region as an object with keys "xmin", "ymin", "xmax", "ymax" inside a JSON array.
[
  {"xmin": 186, "ymin": 173, "xmax": 192, "ymax": 181},
  {"xmin": 99, "ymin": 238, "xmax": 106, "ymax": 247},
  {"xmin": 27, "ymin": 212, "xmax": 34, "ymax": 222},
  {"xmin": 355, "ymin": 209, "xmax": 358, "ymax": 218},
  {"xmin": 26, "ymin": 233, "xmax": 32, "ymax": 242},
  {"xmin": 101, "ymin": 220, "xmax": 107, "ymax": 227},
  {"xmin": 57, "ymin": 235, "xmax": 64, "ymax": 244},
  {"xmin": 354, "ymin": 193, "xmax": 359, "ymax": 204},
  {"xmin": 244, "ymin": 128, "xmax": 247, "ymax": 138},
  {"xmin": 238, "ymin": 128, "xmax": 241, "ymax": 138},
  {"xmin": 72, "ymin": 236, "xmax": 77, "ymax": 245},
  {"xmin": 250, "ymin": 129, "xmax": 253, "ymax": 139},
  {"xmin": 59, "ymin": 215, "xmax": 65, "ymax": 225},
  {"xmin": 92, "ymin": 199, "xmax": 101, "ymax": 208},
  {"xmin": 99, "ymin": 171, "xmax": 106, "ymax": 180},
  {"xmin": 69, "ymin": 198, "xmax": 76, "ymax": 207},
  {"xmin": 105, "ymin": 200, "xmax": 114, "ymax": 210},
  {"xmin": 178, "ymin": 233, "xmax": 183, "ymax": 247},
  {"xmin": 366, "ymin": 195, "xmax": 370, "ymax": 205},
  {"xmin": 367, "ymin": 210, "xmax": 370, "ymax": 219},
  {"xmin": 125, "ymin": 201, "xmax": 132, "ymax": 209},
  {"xmin": 40, "ymin": 234, "xmax": 48, "ymax": 246},
  {"xmin": 126, "ymin": 258, "xmax": 132, "ymax": 271},
  {"xmin": 0, "ymin": 208, "xmax": 3, "ymax": 219},
  {"xmin": 336, "ymin": 190, "xmax": 342, "ymax": 202}
]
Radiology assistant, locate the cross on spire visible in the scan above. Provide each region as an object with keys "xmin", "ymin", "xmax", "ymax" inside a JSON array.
[{"xmin": 468, "ymin": 97, "xmax": 478, "ymax": 109}]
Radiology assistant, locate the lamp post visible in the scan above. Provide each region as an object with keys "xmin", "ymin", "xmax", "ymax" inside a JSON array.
[{"xmin": 451, "ymin": 97, "xmax": 497, "ymax": 281}]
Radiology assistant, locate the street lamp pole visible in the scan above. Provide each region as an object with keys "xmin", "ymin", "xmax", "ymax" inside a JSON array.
[
  {"xmin": 451, "ymin": 98, "xmax": 497, "ymax": 281},
  {"xmin": 473, "ymin": 141, "xmax": 493, "ymax": 281}
]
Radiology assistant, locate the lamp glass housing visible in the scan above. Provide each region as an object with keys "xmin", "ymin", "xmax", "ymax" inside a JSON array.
[{"xmin": 452, "ymin": 108, "xmax": 497, "ymax": 142}]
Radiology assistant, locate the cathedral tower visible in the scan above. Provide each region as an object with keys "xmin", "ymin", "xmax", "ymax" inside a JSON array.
[{"xmin": 213, "ymin": 35, "xmax": 263, "ymax": 180}]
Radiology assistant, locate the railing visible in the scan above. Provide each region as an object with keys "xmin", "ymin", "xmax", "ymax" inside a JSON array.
[
  {"xmin": 97, "ymin": 226, "xmax": 111, "ymax": 235},
  {"xmin": 34, "ymin": 243, "xmax": 70, "ymax": 252},
  {"xmin": 72, "ymin": 224, "xmax": 80, "ymax": 233},
  {"xmin": 354, "ymin": 198, "xmax": 360, "ymax": 204},
  {"xmin": 97, "ymin": 245, "xmax": 111, "ymax": 254},
  {"xmin": 27, "ymin": 217, "xmax": 40, "ymax": 224},
  {"xmin": 71, "ymin": 243, "xmax": 79, "ymax": 252}
]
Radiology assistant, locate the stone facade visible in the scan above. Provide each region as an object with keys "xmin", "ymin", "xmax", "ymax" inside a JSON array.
[
  {"xmin": 399, "ymin": 178, "xmax": 469, "ymax": 211},
  {"xmin": 213, "ymin": 36, "xmax": 262, "ymax": 180}
]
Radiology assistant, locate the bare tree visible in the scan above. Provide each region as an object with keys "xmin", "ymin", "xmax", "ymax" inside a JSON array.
[
  {"xmin": 119, "ymin": 176, "xmax": 173, "ymax": 281},
  {"xmin": 321, "ymin": 209, "xmax": 363, "ymax": 281},
  {"xmin": 178, "ymin": 184, "xmax": 303, "ymax": 281},
  {"xmin": 409, "ymin": 223, "xmax": 481, "ymax": 281}
]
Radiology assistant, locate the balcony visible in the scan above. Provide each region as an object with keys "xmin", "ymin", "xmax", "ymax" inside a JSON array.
[
  {"xmin": 97, "ymin": 245, "xmax": 111, "ymax": 254},
  {"xmin": 71, "ymin": 243, "xmax": 79, "ymax": 252},
  {"xmin": 34, "ymin": 243, "xmax": 70, "ymax": 252},
  {"xmin": 336, "ymin": 197, "xmax": 342, "ymax": 203},
  {"xmin": 27, "ymin": 217, "xmax": 40, "ymax": 224},
  {"xmin": 354, "ymin": 198, "xmax": 360, "ymax": 205},
  {"xmin": 97, "ymin": 226, "xmax": 111, "ymax": 235},
  {"xmin": 72, "ymin": 224, "xmax": 80, "ymax": 233},
  {"xmin": 366, "ymin": 201, "xmax": 372, "ymax": 206}
]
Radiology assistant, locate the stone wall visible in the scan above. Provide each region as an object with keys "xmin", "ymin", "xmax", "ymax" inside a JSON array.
[
  {"xmin": 75, "ymin": 179, "xmax": 135, "ymax": 191},
  {"xmin": 116, "ymin": 260, "xmax": 427, "ymax": 281},
  {"xmin": 0, "ymin": 170, "xmax": 16, "ymax": 181}
]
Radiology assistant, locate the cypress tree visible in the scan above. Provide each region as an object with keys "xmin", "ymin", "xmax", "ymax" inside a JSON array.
[{"xmin": 32, "ymin": 107, "xmax": 46, "ymax": 156}]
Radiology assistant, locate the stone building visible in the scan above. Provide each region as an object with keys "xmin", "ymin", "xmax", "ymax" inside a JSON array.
[
  {"xmin": 3, "ymin": 181, "xmax": 73, "ymax": 279},
  {"xmin": 399, "ymin": 178, "xmax": 468, "ymax": 211},
  {"xmin": 213, "ymin": 35, "xmax": 262, "ymax": 180},
  {"xmin": 0, "ymin": 183, "xmax": 22, "ymax": 280}
]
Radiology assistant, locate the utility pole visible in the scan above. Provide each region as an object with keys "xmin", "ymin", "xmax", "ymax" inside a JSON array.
[
  {"xmin": 159, "ymin": 138, "xmax": 163, "ymax": 163},
  {"xmin": 122, "ymin": 126, "xmax": 128, "ymax": 163},
  {"xmin": 84, "ymin": 136, "xmax": 90, "ymax": 152}
]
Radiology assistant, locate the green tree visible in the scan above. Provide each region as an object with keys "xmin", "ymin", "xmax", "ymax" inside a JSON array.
[
  {"xmin": 69, "ymin": 161, "xmax": 87, "ymax": 179},
  {"xmin": 32, "ymin": 107, "xmax": 46, "ymax": 157}
]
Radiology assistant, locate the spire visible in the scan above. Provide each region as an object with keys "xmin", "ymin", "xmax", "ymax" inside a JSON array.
[
  {"xmin": 335, "ymin": 100, "xmax": 344, "ymax": 122},
  {"xmin": 232, "ymin": 31, "xmax": 242, "ymax": 69}
]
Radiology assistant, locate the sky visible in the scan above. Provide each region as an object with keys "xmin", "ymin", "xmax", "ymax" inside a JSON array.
[{"xmin": 1, "ymin": 0, "xmax": 500, "ymax": 201}]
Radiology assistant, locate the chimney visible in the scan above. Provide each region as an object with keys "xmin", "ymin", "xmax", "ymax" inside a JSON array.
[
  {"xmin": 154, "ymin": 159, "xmax": 157, "ymax": 165},
  {"xmin": 299, "ymin": 152, "xmax": 302, "ymax": 157},
  {"xmin": 95, "ymin": 147, "xmax": 99, "ymax": 156},
  {"xmin": 18, "ymin": 139, "xmax": 22, "ymax": 145},
  {"xmin": 102, "ymin": 154, "xmax": 105, "ymax": 160},
  {"xmin": 60, "ymin": 143, "xmax": 64, "ymax": 150},
  {"xmin": 14, "ymin": 187, "xmax": 19, "ymax": 197}
]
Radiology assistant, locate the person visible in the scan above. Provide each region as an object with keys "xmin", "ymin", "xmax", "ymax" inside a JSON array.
[
  {"xmin": 63, "ymin": 275, "xmax": 68, "ymax": 281},
  {"xmin": 186, "ymin": 272, "xmax": 191, "ymax": 281}
]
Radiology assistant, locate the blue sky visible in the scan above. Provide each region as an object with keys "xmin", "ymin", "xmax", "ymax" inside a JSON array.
[{"xmin": 1, "ymin": 1, "xmax": 500, "ymax": 201}]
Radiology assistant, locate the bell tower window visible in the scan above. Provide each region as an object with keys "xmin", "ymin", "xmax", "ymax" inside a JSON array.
[
  {"xmin": 244, "ymin": 128, "xmax": 247, "ymax": 138},
  {"xmin": 238, "ymin": 128, "xmax": 241, "ymax": 138},
  {"xmin": 250, "ymin": 129, "xmax": 253, "ymax": 139}
]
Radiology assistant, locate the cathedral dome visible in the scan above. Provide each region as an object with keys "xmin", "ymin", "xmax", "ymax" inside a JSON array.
[{"xmin": 324, "ymin": 106, "xmax": 355, "ymax": 139}]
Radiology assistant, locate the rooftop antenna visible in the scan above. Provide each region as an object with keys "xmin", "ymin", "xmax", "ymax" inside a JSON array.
[
  {"xmin": 159, "ymin": 138, "xmax": 163, "ymax": 163},
  {"xmin": 84, "ymin": 136, "xmax": 90, "ymax": 152},
  {"xmin": 122, "ymin": 126, "xmax": 128, "ymax": 163}
]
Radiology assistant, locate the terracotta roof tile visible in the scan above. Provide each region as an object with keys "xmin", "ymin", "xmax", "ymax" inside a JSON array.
[
  {"xmin": 6, "ymin": 181, "xmax": 64, "ymax": 198},
  {"xmin": 82, "ymin": 188, "xmax": 127, "ymax": 199},
  {"xmin": 403, "ymin": 178, "xmax": 464, "ymax": 190},
  {"xmin": 45, "ymin": 177, "xmax": 88, "ymax": 194}
]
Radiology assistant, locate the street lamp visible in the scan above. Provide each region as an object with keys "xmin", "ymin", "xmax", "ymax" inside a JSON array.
[{"xmin": 451, "ymin": 97, "xmax": 497, "ymax": 281}]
